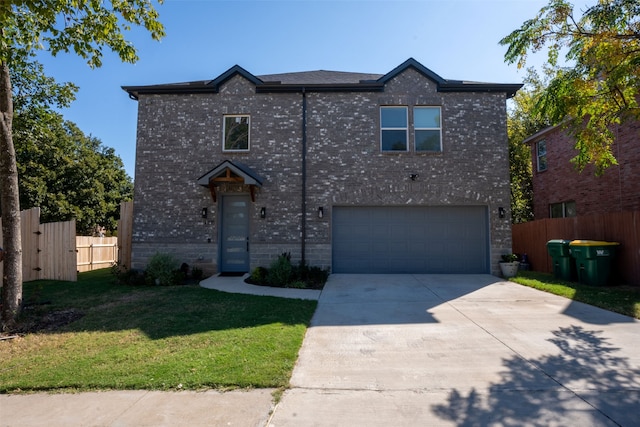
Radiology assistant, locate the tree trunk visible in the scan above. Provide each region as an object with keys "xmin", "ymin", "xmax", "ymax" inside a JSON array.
[{"xmin": 0, "ymin": 62, "xmax": 23, "ymax": 330}]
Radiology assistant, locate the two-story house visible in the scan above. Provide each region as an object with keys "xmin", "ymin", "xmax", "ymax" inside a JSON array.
[
  {"xmin": 123, "ymin": 58, "xmax": 521, "ymax": 276},
  {"xmin": 524, "ymin": 120, "xmax": 640, "ymax": 220}
]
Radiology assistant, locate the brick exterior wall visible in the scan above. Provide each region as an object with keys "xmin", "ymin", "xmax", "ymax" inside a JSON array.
[
  {"xmin": 131, "ymin": 67, "xmax": 513, "ymax": 276},
  {"xmin": 529, "ymin": 120, "xmax": 640, "ymax": 219}
]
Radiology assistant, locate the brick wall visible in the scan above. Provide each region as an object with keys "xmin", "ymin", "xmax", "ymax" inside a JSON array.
[
  {"xmin": 529, "ymin": 120, "xmax": 640, "ymax": 219},
  {"xmin": 132, "ymin": 68, "xmax": 512, "ymax": 275}
]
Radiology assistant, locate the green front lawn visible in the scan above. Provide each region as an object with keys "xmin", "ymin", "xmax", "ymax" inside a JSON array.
[
  {"xmin": 0, "ymin": 269, "xmax": 317, "ymax": 393},
  {"xmin": 511, "ymin": 271, "xmax": 640, "ymax": 319}
]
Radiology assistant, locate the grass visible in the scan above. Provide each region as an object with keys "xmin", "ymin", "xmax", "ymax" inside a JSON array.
[
  {"xmin": 0, "ymin": 269, "xmax": 317, "ymax": 393},
  {"xmin": 511, "ymin": 270, "xmax": 640, "ymax": 319}
]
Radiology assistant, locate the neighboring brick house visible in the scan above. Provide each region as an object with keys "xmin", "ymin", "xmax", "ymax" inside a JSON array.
[
  {"xmin": 524, "ymin": 120, "xmax": 640, "ymax": 220},
  {"xmin": 123, "ymin": 58, "xmax": 521, "ymax": 276}
]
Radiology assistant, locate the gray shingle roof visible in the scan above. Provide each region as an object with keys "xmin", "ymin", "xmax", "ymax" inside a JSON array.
[
  {"xmin": 258, "ymin": 70, "xmax": 383, "ymax": 85},
  {"xmin": 123, "ymin": 58, "xmax": 522, "ymax": 99}
]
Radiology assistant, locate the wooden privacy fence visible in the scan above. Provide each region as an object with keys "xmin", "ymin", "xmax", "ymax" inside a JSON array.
[
  {"xmin": 76, "ymin": 236, "xmax": 118, "ymax": 273},
  {"xmin": 0, "ymin": 205, "xmax": 132, "ymax": 282},
  {"xmin": 117, "ymin": 201, "xmax": 133, "ymax": 270},
  {"xmin": 0, "ymin": 208, "xmax": 77, "ymax": 282},
  {"xmin": 512, "ymin": 210, "xmax": 640, "ymax": 286}
]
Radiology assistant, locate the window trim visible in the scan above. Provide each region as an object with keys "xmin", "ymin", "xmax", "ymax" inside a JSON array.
[
  {"xmin": 222, "ymin": 114, "xmax": 250, "ymax": 152},
  {"xmin": 414, "ymin": 106, "xmax": 442, "ymax": 152},
  {"xmin": 536, "ymin": 139, "xmax": 547, "ymax": 172},
  {"xmin": 380, "ymin": 106, "xmax": 409, "ymax": 152}
]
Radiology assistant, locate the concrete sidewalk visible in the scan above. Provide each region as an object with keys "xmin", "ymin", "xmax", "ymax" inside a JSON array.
[
  {"xmin": 2, "ymin": 274, "xmax": 639, "ymax": 426},
  {"xmin": 268, "ymin": 274, "xmax": 640, "ymax": 426},
  {"xmin": 0, "ymin": 389, "xmax": 275, "ymax": 427}
]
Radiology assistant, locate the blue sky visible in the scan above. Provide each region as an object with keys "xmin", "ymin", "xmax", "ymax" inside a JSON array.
[{"xmin": 34, "ymin": 0, "xmax": 588, "ymax": 178}]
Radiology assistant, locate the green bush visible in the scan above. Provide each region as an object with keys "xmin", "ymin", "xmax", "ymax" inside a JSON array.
[
  {"xmin": 250, "ymin": 266, "xmax": 268, "ymax": 283},
  {"xmin": 267, "ymin": 252, "xmax": 293, "ymax": 286},
  {"xmin": 191, "ymin": 267, "xmax": 204, "ymax": 281},
  {"xmin": 111, "ymin": 263, "xmax": 146, "ymax": 286},
  {"xmin": 145, "ymin": 252, "xmax": 181, "ymax": 286}
]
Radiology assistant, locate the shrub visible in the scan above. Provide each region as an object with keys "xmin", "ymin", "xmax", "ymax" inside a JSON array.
[
  {"xmin": 287, "ymin": 281, "xmax": 307, "ymax": 289},
  {"xmin": 191, "ymin": 267, "xmax": 204, "ymax": 281},
  {"xmin": 267, "ymin": 252, "xmax": 293, "ymax": 286},
  {"xmin": 250, "ymin": 266, "xmax": 268, "ymax": 283},
  {"xmin": 145, "ymin": 252, "xmax": 181, "ymax": 286},
  {"xmin": 111, "ymin": 263, "xmax": 146, "ymax": 286}
]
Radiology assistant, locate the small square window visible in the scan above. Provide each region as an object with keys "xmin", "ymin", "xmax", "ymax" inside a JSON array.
[
  {"xmin": 414, "ymin": 107, "xmax": 442, "ymax": 152},
  {"xmin": 223, "ymin": 115, "xmax": 250, "ymax": 151},
  {"xmin": 380, "ymin": 107, "xmax": 408, "ymax": 151},
  {"xmin": 537, "ymin": 140, "xmax": 547, "ymax": 172}
]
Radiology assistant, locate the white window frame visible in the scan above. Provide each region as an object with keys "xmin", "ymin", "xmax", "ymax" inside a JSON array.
[
  {"xmin": 380, "ymin": 106, "xmax": 408, "ymax": 152},
  {"xmin": 414, "ymin": 106, "xmax": 442, "ymax": 152},
  {"xmin": 536, "ymin": 139, "xmax": 547, "ymax": 172},
  {"xmin": 222, "ymin": 114, "xmax": 250, "ymax": 152}
]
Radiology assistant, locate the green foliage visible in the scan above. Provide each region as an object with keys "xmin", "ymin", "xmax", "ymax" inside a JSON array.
[
  {"xmin": 267, "ymin": 252, "xmax": 293, "ymax": 287},
  {"xmin": 145, "ymin": 252, "xmax": 180, "ymax": 286},
  {"xmin": 250, "ymin": 266, "xmax": 268, "ymax": 283},
  {"xmin": 191, "ymin": 267, "xmax": 203, "ymax": 281},
  {"xmin": 501, "ymin": 254, "xmax": 520, "ymax": 263},
  {"xmin": 1, "ymin": 1, "xmax": 166, "ymax": 68},
  {"xmin": 291, "ymin": 261, "xmax": 330, "ymax": 289},
  {"xmin": 14, "ymin": 108, "xmax": 133, "ymax": 234},
  {"xmin": 501, "ymin": 0, "xmax": 640, "ymax": 174},
  {"xmin": 507, "ymin": 69, "xmax": 553, "ymax": 223},
  {"xmin": 248, "ymin": 255, "xmax": 329, "ymax": 290},
  {"xmin": 0, "ymin": 0, "xmax": 165, "ymax": 328},
  {"xmin": 111, "ymin": 263, "xmax": 146, "ymax": 286}
]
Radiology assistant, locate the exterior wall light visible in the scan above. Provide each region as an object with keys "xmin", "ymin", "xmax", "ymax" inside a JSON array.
[
  {"xmin": 410, "ymin": 173, "xmax": 419, "ymax": 181},
  {"xmin": 498, "ymin": 207, "xmax": 506, "ymax": 219},
  {"xmin": 201, "ymin": 207, "xmax": 208, "ymax": 219},
  {"xmin": 260, "ymin": 207, "xmax": 266, "ymax": 219},
  {"xmin": 318, "ymin": 207, "xmax": 324, "ymax": 218}
]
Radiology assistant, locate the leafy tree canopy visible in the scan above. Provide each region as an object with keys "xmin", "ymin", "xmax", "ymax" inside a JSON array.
[
  {"xmin": 1, "ymin": 1, "xmax": 164, "ymax": 328},
  {"xmin": 501, "ymin": 0, "xmax": 640, "ymax": 174},
  {"xmin": 11, "ymin": 61, "xmax": 132, "ymax": 235},
  {"xmin": 1, "ymin": 0, "xmax": 164, "ymax": 67},
  {"xmin": 507, "ymin": 69, "xmax": 555, "ymax": 223}
]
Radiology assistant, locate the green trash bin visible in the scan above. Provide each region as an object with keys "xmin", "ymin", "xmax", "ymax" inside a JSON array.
[
  {"xmin": 546, "ymin": 240, "xmax": 575, "ymax": 280},
  {"xmin": 569, "ymin": 240, "xmax": 620, "ymax": 286}
]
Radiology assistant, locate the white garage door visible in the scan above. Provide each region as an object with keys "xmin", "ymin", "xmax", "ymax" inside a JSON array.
[{"xmin": 332, "ymin": 206, "xmax": 489, "ymax": 274}]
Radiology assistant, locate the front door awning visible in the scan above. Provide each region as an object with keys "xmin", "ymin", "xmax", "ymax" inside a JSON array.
[{"xmin": 197, "ymin": 160, "xmax": 264, "ymax": 202}]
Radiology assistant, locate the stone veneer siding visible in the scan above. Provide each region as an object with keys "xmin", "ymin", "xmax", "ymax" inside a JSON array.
[{"xmin": 132, "ymin": 69, "xmax": 512, "ymax": 276}]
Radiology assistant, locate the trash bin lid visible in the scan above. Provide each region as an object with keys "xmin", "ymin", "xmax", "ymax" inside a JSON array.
[
  {"xmin": 569, "ymin": 240, "xmax": 620, "ymax": 246},
  {"xmin": 547, "ymin": 239, "xmax": 571, "ymax": 245}
]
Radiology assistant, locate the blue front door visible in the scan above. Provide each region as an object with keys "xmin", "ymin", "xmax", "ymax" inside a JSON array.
[{"xmin": 220, "ymin": 195, "xmax": 250, "ymax": 273}]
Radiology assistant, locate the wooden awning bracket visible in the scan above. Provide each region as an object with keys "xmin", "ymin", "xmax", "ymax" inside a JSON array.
[{"xmin": 199, "ymin": 160, "xmax": 263, "ymax": 203}]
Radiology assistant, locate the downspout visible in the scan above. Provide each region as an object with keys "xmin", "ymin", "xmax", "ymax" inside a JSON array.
[{"xmin": 301, "ymin": 89, "xmax": 307, "ymax": 265}]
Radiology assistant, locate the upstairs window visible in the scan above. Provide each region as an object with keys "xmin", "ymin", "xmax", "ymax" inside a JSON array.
[
  {"xmin": 380, "ymin": 106, "xmax": 408, "ymax": 151},
  {"xmin": 536, "ymin": 140, "xmax": 547, "ymax": 172},
  {"xmin": 414, "ymin": 106, "xmax": 442, "ymax": 152},
  {"xmin": 550, "ymin": 201, "xmax": 576, "ymax": 218},
  {"xmin": 223, "ymin": 115, "xmax": 250, "ymax": 152}
]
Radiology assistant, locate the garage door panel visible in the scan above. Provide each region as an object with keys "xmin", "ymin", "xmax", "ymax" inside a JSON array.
[{"xmin": 332, "ymin": 206, "xmax": 489, "ymax": 274}]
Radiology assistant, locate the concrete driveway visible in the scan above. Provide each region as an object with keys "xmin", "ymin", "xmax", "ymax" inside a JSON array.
[{"xmin": 268, "ymin": 274, "xmax": 640, "ymax": 426}]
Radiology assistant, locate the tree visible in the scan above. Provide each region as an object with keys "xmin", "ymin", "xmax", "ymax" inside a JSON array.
[
  {"xmin": 507, "ymin": 69, "xmax": 554, "ymax": 223},
  {"xmin": 15, "ymin": 113, "xmax": 133, "ymax": 235},
  {"xmin": 0, "ymin": 1, "xmax": 164, "ymax": 329},
  {"xmin": 501, "ymin": 0, "xmax": 640, "ymax": 174}
]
